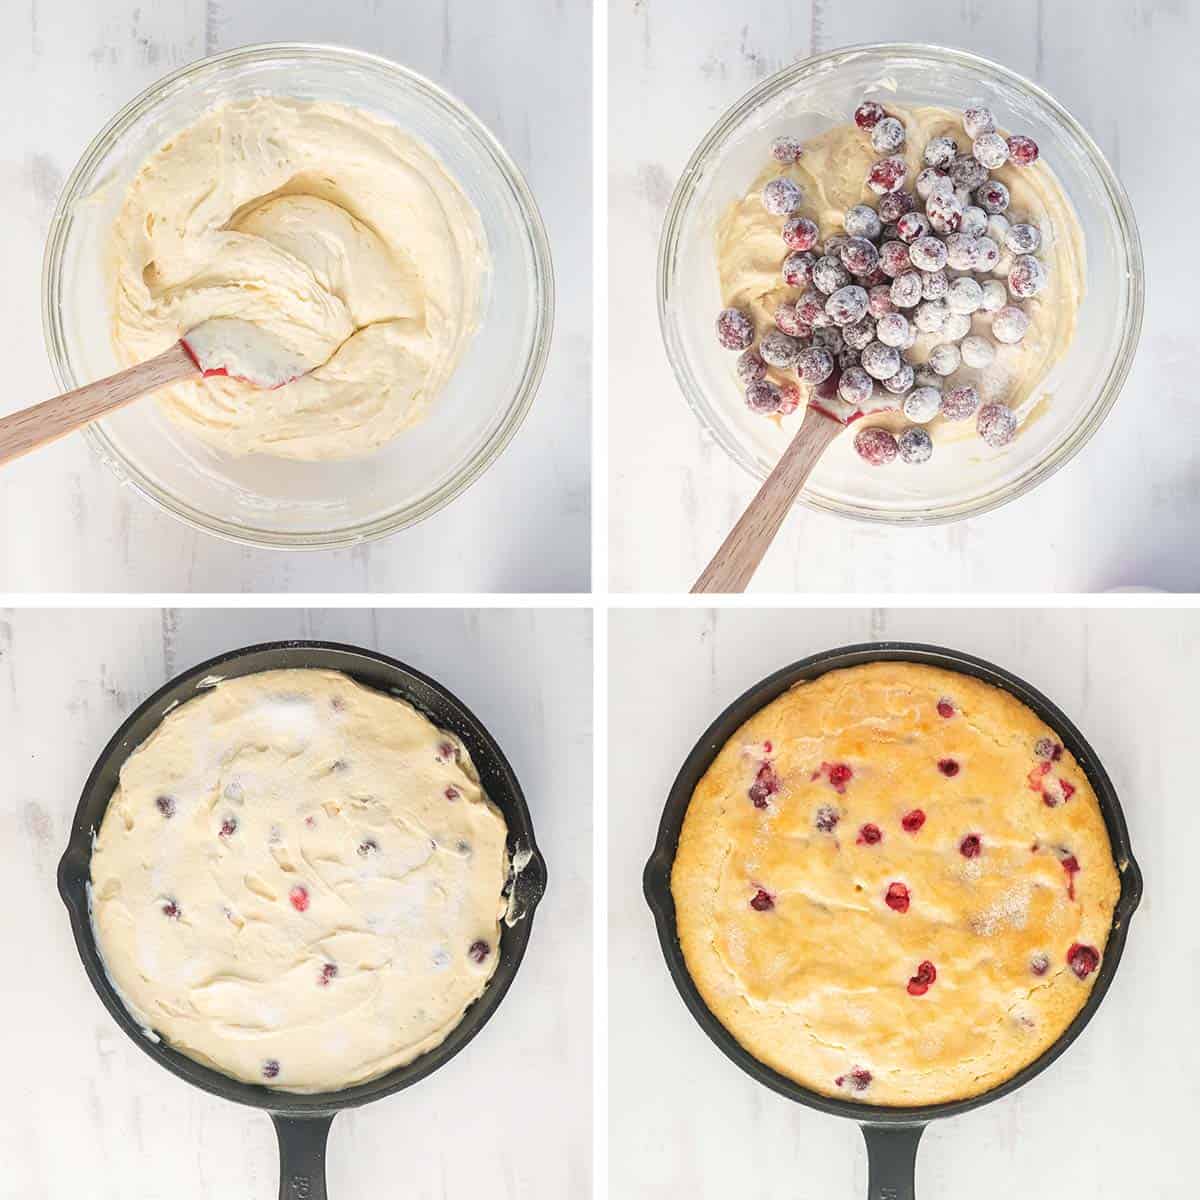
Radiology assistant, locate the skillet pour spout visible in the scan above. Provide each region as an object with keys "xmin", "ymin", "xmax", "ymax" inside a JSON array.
[
  {"xmin": 58, "ymin": 640, "xmax": 548, "ymax": 1200},
  {"xmin": 644, "ymin": 641, "xmax": 1142, "ymax": 1199}
]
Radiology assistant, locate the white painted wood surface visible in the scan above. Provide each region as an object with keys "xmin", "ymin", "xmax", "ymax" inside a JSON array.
[
  {"xmin": 610, "ymin": 606, "xmax": 1192, "ymax": 1198},
  {"xmin": 0, "ymin": 607, "xmax": 592, "ymax": 1199},
  {"xmin": 0, "ymin": 0, "xmax": 591, "ymax": 592},
  {"xmin": 609, "ymin": 0, "xmax": 1198, "ymax": 593}
]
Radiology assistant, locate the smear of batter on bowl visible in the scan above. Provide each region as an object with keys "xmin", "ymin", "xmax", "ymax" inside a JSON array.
[{"xmin": 109, "ymin": 98, "xmax": 488, "ymax": 461}]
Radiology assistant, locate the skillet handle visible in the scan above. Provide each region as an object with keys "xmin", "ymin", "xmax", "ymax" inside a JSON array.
[
  {"xmin": 860, "ymin": 1123, "xmax": 925, "ymax": 1200},
  {"xmin": 271, "ymin": 1113, "xmax": 335, "ymax": 1200}
]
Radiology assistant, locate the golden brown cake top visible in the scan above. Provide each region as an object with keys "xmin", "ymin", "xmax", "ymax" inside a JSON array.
[{"xmin": 671, "ymin": 661, "xmax": 1120, "ymax": 1107}]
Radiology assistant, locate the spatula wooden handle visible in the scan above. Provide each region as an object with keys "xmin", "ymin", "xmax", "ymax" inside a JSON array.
[
  {"xmin": 692, "ymin": 404, "xmax": 843, "ymax": 594},
  {"xmin": 0, "ymin": 342, "xmax": 198, "ymax": 467}
]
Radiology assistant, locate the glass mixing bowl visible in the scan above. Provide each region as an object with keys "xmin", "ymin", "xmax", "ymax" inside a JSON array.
[
  {"xmin": 43, "ymin": 43, "xmax": 554, "ymax": 549},
  {"xmin": 658, "ymin": 43, "xmax": 1142, "ymax": 525}
]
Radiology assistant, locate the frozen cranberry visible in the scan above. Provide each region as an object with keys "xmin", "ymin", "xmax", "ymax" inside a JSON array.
[
  {"xmin": 823, "ymin": 234, "xmax": 849, "ymax": 257},
  {"xmin": 1008, "ymin": 255, "xmax": 1048, "ymax": 298},
  {"xmin": 928, "ymin": 343, "xmax": 961, "ymax": 377},
  {"xmin": 878, "ymin": 190, "xmax": 915, "ymax": 223},
  {"xmin": 838, "ymin": 347, "xmax": 862, "ymax": 372},
  {"xmin": 901, "ymin": 809, "xmax": 926, "ymax": 833},
  {"xmin": 745, "ymin": 380, "xmax": 783, "ymax": 415},
  {"xmin": 861, "ymin": 341, "xmax": 901, "ymax": 380},
  {"xmin": 962, "ymin": 102, "xmax": 995, "ymax": 139},
  {"xmin": 776, "ymin": 381, "xmax": 802, "ymax": 415},
  {"xmin": 867, "ymin": 285, "xmax": 894, "ymax": 319},
  {"xmin": 878, "ymin": 240, "xmax": 912, "ymax": 279},
  {"xmin": 897, "ymin": 425, "xmax": 932, "ymax": 463},
  {"xmin": 926, "ymin": 189, "xmax": 964, "ymax": 234},
  {"xmin": 907, "ymin": 960, "xmax": 937, "ymax": 996},
  {"xmin": 762, "ymin": 177, "xmax": 803, "ymax": 215},
  {"xmin": 911, "ymin": 300, "xmax": 944, "ymax": 334},
  {"xmin": 920, "ymin": 136, "xmax": 956, "ymax": 170},
  {"xmin": 162, "ymin": 899, "xmax": 180, "ymax": 919},
  {"xmin": 975, "ymin": 180, "xmax": 1010, "ymax": 215},
  {"xmin": 813, "ymin": 325, "xmax": 845, "ymax": 353},
  {"xmin": 915, "ymin": 167, "xmax": 948, "ymax": 200},
  {"xmin": 882, "ymin": 362, "xmax": 914, "ymax": 396},
  {"xmin": 773, "ymin": 303, "xmax": 804, "ymax": 338},
  {"xmin": 357, "ymin": 837, "xmax": 379, "ymax": 856},
  {"xmin": 736, "ymin": 348, "xmax": 768, "ymax": 386},
  {"xmin": 757, "ymin": 331, "xmax": 799, "ymax": 369},
  {"xmin": 903, "ymin": 386, "xmax": 941, "ymax": 424},
  {"xmin": 854, "ymin": 100, "xmax": 886, "ymax": 130},
  {"xmin": 771, "ymin": 135, "xmax": 804, "ymax": 164},
  {"xmin": 156, "ymin": 795, "xmax": 176, "ymax": 818},
  {"xmin": 289, "ymin": 885, "xmax": 310, "ymax": 912},
  {"xmin": 938, "ymin": 758, "xmax": 960, "ymax": 777},
  {"xmin": 976, "ymin": 403, "xmax": 1018, "ymax": 448},
  {"xmin": 957, "ymin": 206, "xmax": 987, "ymax": 239},
  {"xmin": 1007, "ymin": 134, "xmax": 1040, "ymax": 166},
  {"xmin": 749, "ymin": 761, "xmax": 779, "ymax": 808},
  {"xmin": 716, "ymin": 308, "xmax": 754, "ymax": 351},
  {"xmin": 960, "ymin": 336, "xmax": 995, "ymax": 370},
  {"xmin": 840, "ymin": 208, "xmax": 878, "ymax": 244},
  {"xmin": 783, "ymin": 215, "xmax": 820, "ymax": 252},
  {"xmin": 853, "ymin": 426, "xmax": 897, "ymax": 465},
  {"xmin": 895, "ymin": 211, "xmax": 930, "ymax": 244},
  {"xmin": 857, "ymin": 823, "xmax": 882, "ymax": 845},
  {"xmin": 972, "ymin": 131, "xmax": 1010, "ymax": 169},
  {"xmin": 815, "ymin": 805, "xmax": 840, "ymax": 833},
  {"xmin": 840, "ymin": 237, "xmax": 880, "ymax": 277},
  {"xmin": 814, "ymin": 369, "xmax": 842, "ymax": 403},
  {"xmin": 843, "ymin": 317, "xmax": 876, "ymax": 351},
  {"xmin": 949, "ymin": 154, "xmax": 988, "ymax": 191},
  {"xmin": 838, "ymin": 365, "xmax": 874, "ymax": 407},
  {"xmin": 795, "ymin": 291, "xmax": 827, "ymax": 328},
  {"xmin": 909, "ymin": 236, "xmax": 948, "ymax": 273},
  {"xmin": 942, "ymin": 312, "xmax": 971, "ymax": 342},
  {"xmin": 813, "ymin": 256, "xmax": 852, "ymax": 295},
  {"xmin": 885, "ymin": 882, "xmax": 911, "ymax": 913},
  {"xmin": 797, "ymin": 345, "xmax": 835, "ymax": 384},
  {"xmin": 890, "ymin": 271, "xmax": 922, "ymax": 309},
  {"xmin": 875, "ymin": 312, "xmax": 910, "ymax": 348},
  {"xmin": 750, "ymin": 887, "xmax": 775, "ymax": 911},
  {"xmin": 871, "ymin": 116, "xmax": 906, "ymax": 154},
  {"xmin": 992, "ymin": 305, "xmax": 1030, "ymax": 345},
  {"xmin": 219, "ymin": 817, "xmax": 237, "ymax": 838},
  {"xmin": 918, "ymin": 272, "xmax": 947, "ymax": 303},
  {"xmin": 1005, "ymin": 223, "xmax": 1042, "ymax": 255},
  {"xmin": 319, "ymin": 962, "xmax": 338, "ymax": 986},
  {"xmin": 826, "ymin": 284, "xmax": 870, "ymax": 327},
  {"xmin": 262, "ymin": 1060, "xmax": 281, "ymax": 1080},
  {"xmin": 1067, "ymin": 943, "xmax": 1099, "ymax": 979},
  {"xmin": 941, "ymin": 384, "xmax": 980, "ymax": 421},
  {"xmin": 867, "ymin": 156, "xmax": 907, "ymax": 195},
  {"xmin": 469, "ymin": 939, "xmax": 491, "ymax": 964},
  {"xmin": 959, "ymin": 833, "xmax": 982, "ymax": 858},
  {"xmin": 782, "ymin": 250, "xmax": 816, "ymax": 288},
  {"xmin": 837, "ymin": 1068, "xmax": 873, "ymax": 1092}
]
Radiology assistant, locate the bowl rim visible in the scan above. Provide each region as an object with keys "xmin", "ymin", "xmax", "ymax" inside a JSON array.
[
  {"xmin": 41, "ymin": 41, "xmax": 556, "ymax": 551},
  {"xmin": 657, "ymin": 40, "xmax": 1144, "ymax": 527}
]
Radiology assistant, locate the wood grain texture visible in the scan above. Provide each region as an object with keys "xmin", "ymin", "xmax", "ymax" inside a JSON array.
[
  {"xmin": 610, "ymin": 605, "xmax": 1195, "ymax": 1198},
  {"xmin": 0, "ymin": 606, "xmax": 593, "ymax": 1200},
  {"xmin": 692, "ymin": 406, "xmax": 841, "ymax": 592},
  {"xmin": 609, "ymin": 0, "xmax": 1199, "ymax": 593},
  {"xmin": 0, "ymin": 0, "xmax": 591, "ymax": 593}
]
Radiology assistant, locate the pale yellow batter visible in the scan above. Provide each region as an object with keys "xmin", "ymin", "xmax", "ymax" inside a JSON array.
[
  {"xmin": 717, "ymin": 106, "xmax": 1085, "ymax": 432},
  {"xmin": 110, "ymin": 98, "xmax": 487, "ymax": 460},
  {"xmin": 90, "ymin": 669, "xmax": 509, "ymax": 1094}
]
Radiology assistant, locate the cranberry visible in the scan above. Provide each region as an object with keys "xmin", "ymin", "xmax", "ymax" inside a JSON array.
[
  {"xmin": 962, "ymin": 103, "xmax": 995, "ymax": 139},
  {"xmin": 961, "ymin": 336, "xmax": 995, "ymax": 369},
  {"xmin": 1007, "ymin": 135, "xmax": 1040, "ymax": 167},
  {"xmin": 745, "ymin": 380, "xmax": 782, "ymax": 415},
  {"xmin": 857, "ymin": 823, "xmax": 882, "ymax": 846},
  {"xmin": 736, "ymin": 348, "xmax": 768, "ymax": 385},
  {"xmin": 875, "ymin": 312, "xmax": 910, "ymax": 348},
  {"xmin": 959, "ymin": 833, "xmax": 982, "ymax": 858},
  {"xmin": 878, "ymin": 190, "xmax": 915, "ymax": 223},
  {"xmin": 840, "ymin": 237, "xmax": 879, "ymax": 277},
  {"xmin": 759, "ymin": 331, "xmax": 802, "ymax": 369},
  {"xmin": 1061, "ymin": 780, "xmax": 1076, "ymax": 801},
  {"xmin": 915, "ymin": 167, "xmax": 948, "ymax": 200},
  {"xmin": 776, "ymin": 381, "xmax": 801, "ymax": 415},
  {"xmin": 867, "ymin": 156, "xmax": 907, "ymax": 195},
  {"xmin": 949, "ymin": 154, "xmax": 987, "ymax": 191},
  {"xmin": 797, "ymin": 346, "xmax": 835, "ymax": 384},
  {"xmin": 1060, "ymin": 853, "xmax": 1080, "ymax": 900},
  {"xmin": 854, "ymin": 100, "xmax": 886, "ymax": 130},
  {"xmin": 894, "ymin": 427, "xmax": 930, "ymax": 463},
  {"xmin": 289, "ymin": 885, "xmax": 310, "ymax": 912},
  {"xmin": 854, "ymin": 426, "xmax": 898, "ymax": 466},
  {"xmin": 907, "ymin": 960, "xmax": 937, "ymax": 996},
  {"xmin": 928, "ymin": 344, "xmax": 961, "ymax": 377},
  {"xmin": 219, "ymin": 817, "xmax": 237, "ymax": 838},
  {"xmin": 901, "ymin": 809, "xmax": 926, "ymax": 833},
  {"xmin": 469, "ymin": 939, "xmax": 491, "ymax": 964},
  {"xmin": 773, "ymin": 303, "xmax": 804, "ymax": 337},
  {"xmin": 992, "ymin": 306, "xmax": 1030, "ymax": 345},
  {"xmin": 826, "ymin": 284, "xmax": 869, "ymax": 327},
  {"xmin": 716, "ymin": 308, "xmax": 755, "ymax": 350},
  {"xmin": 445, "ymin": 785, "xmax": 461, "ymax": 801},
  {"xmin": 155, "ymin": 795, "xmax": 176, "ymax": 818},
  {"xmin": 750, "ymin": 887, "xmax": 775, "ymax": 911},
  {"xmin": 262, "ymin": 1060, "xmax": 281, "ymax": 1080},
  {"xmin": 973, "ymin": 131, "xmax": 1009, "ymax": 169},
  {"xmin": 838, "ymin": 366, "xmax": 874, "ymax": 407},
  {"xmin": 938, "ymin": 758, "xmax": 960, "ymax": 777},
  {"xmin": 843, "ymin": 318, "xmax": 876, "ymax": 351},
  {"xmin": 844, "ymin": 205, "xmax": 882, "ymax": 240},
  {"xmin": 885, "ymin": 882, "xmax": 911, "ymax": 913},
  {"xmin": 813, "ymin": 256, "xmax": 851, "ymax": 295},
  {"xmin": 815, "ymin": 805, "xmax": 840, "ymax": 833},
  {"xmin": 903, "ymin": 386, "xmax": 941, "ymax": 424},
  {"xmin": 1008, "ymin": 255, "xmax": 1048, "ymax": 299},
  {"xmin": 926, "ymin": 189, "xmax": 964, "ymax": 234},
  {"xmin": 878, "ymin": 240, "xmax": 912, "ymax": 279},
  {"xmin": 796, "ymin": 292, "xmax": 828, "ymax": 327},
  {"xmin": 861, "ymin": 341, "xmax": 901, "ymax": 380},
  {"xmin": 937, "ymin": 698, "xmax": 955, "ymax": 718},
  {"xmin": 782, "ymin": 250, "xmax": 816, "ymax": 288},
  {"xmin": 771, "ymin": 135, "xmax": 804, "ymax": 164},
  {"xmin": 783, "ymin": 216, "xmax": 820, "ymax": 252},
  {"xmin": 762, "ymin": 177, "xmax": 804, "ymax": 216},
  {"xmin": 162, "ymin": 899, "xmax": 180, "ymax": 919},
  {"xmin": 1067, "ymin": 943, "xmax": 1100, "ymax": 980},
  {"xmin": 1030, "ymin": 954, "xmax": 1049, "ymax": 977},
  {"xmin": 357, "ymin": 837, "xmax": 379, "ymax": 856},
  {"xmin": 1006, "ymin": 223, "xmax": 1042, "ymax": 255},
  {"xmin": 868, "ymin": 285, "xmax": 894, "ymax": 318},
  {"xmin": 923, "ymin": 135, "xmax": 959, "ymax": 169},
  {"xmin": 836, "ymin": 1068, "xmax": 873, "ymax": 1092},
  {"xmin": 941, "ymin": 385, "xmax": 981, "ymax": 422},
  {"xmin": 319, "ymin": 962, "xmax": 338, "ymax": 986},
  {"xmin": 909, "ymin": 236, "xmax": 948, "ymax": 273},
  {"xmin": 871, "ymin": 116, "xmax": 906, "ymax": 154},
  {"xmin": 977, "ymin": 404, "xmax": 1018, "ymax": 448},
  {"xmin": 814, "ymin": 369, "xmax": 842, "ymax": 403},
  {"xmin": 975, "ymin": 180, "xmax": 1010, "ymax": 214},
  {"xmin": 1036, "ymin": 737, "xmax": 1063, "ymax": 760},
  {"xmin": 749, "ymin": 761, "xmax": 779, "ymax": 808},
  {"xmin": 889, "ymin": 272, "xmax": 922, "ymax": 309},
  {"xmin": 896, "ymin": 211, "xmax": 931, "ymax": 244}
]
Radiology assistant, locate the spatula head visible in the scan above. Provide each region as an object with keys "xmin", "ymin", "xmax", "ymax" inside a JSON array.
[{"xmin": 180, "ymin": 318, "xmax": 312, "ymax": 390}]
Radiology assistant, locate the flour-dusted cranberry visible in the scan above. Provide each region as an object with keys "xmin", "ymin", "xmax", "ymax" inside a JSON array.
[
  {"xmin": 878, "ymin": 190, "xmax": 915, "ymax": 223},
  {"xmin": 883, "ymin": 362, "xmax": 914, "ymax": 396},
  {"xmin": 919, "ymin": 271, "xmax": 948, "ymax": 303},
  {"xmin": 1007, "ymin": 134, "xmax": 1040, "ymax": 166},
  {"xmin": 1005, "ymin": 223, "xmax": 1042, "ymax": 255},
  {"xmin": 938, "ymin": 758, "xmax": 960, "ymax": 777},
  {"xmin": 1030, "ymin": 953, "xmax": 1050, "ymax": 977},
  {"xmin": 885, "ymin": 882, "xmax": 911, "ymax": 913},
  {"xmin": 928, "ymin": 343, "xmax": 961, "ymax": 377},
  {"xmin": 219, "ymin": 817, "xmax": 238, "ymax": 839},
  {"xmin": 736, "ymin": 348, "xmax": 768, "ymax": 386},
  {"xmin": 901, "ymin": 809, "xmax": 926, "ymax": 833},
  {"xmin": 1035, "ymin": 737, "xmax": 1064, "ymax": 761},
  {"xmin": 782, "ymin": 250, "xmax": 817, "ymax": 289},
  {"xmin": 162, "ymin": 899, "xmax": 181, "ymax": 919},
  {"xmin": 923, "ymin": 134, "xmax": 959, "ymax": 169},
  {"xmin": 861, "ymin": 341, "xmax": 901, "ymax": 381},
  {"xmin": 840, "ymin": 237, "xmax": 880, "ymax": 278},
  {"xmin": 773, "ymin": 303, "xmax": 805, "ymax": 338},
  {"xmin": 469, "ymin": 939, "xmax": 491, "ymax": 964},
  {"xmin": 758, "ymin": 331, "xmax": 801, "ymax": 370},
  {"xmin": 942, "ymin": 233, "xmax": 976, "ymax": 272},
  {"xmin": 771, "ymin": 135, "xmax": 804, "ymax": 164},
  {"xmin": 814, "ymin": 325, "xmax": 845, "ymax": 353},
  {"xmin": 836, "ymin": 1068, "xmax": 873, "ymax": 1092},
  {"xmin": 897, "ymin": 425, "xmax": 932, "ymax": 463},
  {"xmin": 838, "ymin": 347, "xmax": 862, "ymax": 372},
  {"xmin": 914, "ymin": 298, "xmax": 948, "ymax": 333},
  {"xmin": 875, "ymin": 312, "xmax": 910, "ymax": 348},
  {"xmin": 949, "ymin": 154, "xmax": 988, "ymax": 191},
  {"xmin": 262, "ymin": 1059, "xmax": 281, "ymax": 1080},
  {"xmin": 319, "ymin": 962, "xmax": 338, "ymax": 986},
  {"xmin": 749, "ymin": 761, "xmax": 780, "ymax": 808},
  {"xmin": 992, "ymin": 305, "xmax": 1030, "ymax": 345},
  {"xmin": 945, "ymin": 312, "xmax": 974, "ymax": 343},
  {"xmin": 909, "ymin": 236, "xmax": 948, "ymax": 273},
  {"xmin": 907, "ymin": 960, "xmax": 937, "ymax": 996},
  {"xmin": 941, "ymin": 384, "xmax": 980, "ymax": 421},
  {"xmin": 871, "ymin": 116, "xmax": 906, "ymax": 154},
  {"xmin": 979, "ymin": 279, "xmax": 1007, "ymax": 312},
  {"xmin": 895, "ymin": 211, "xmax": 931, "ymax": 244},
  {"xmin": 960, "ymin": 336, "xmax": 996, "ymax": 370},
  {"xmin": 946, "ymin": 276, "xmax": 984, "ymax": 316},
  {"xmin": 776, "ymin": 381, "xmax": 802, "ymax": 416},
  {"xmin": 857, "ymin": 823, "xmax": 883, "ymax": 845},
  {"xmin": 1067, "ymin": 943, "xmax": 1100, "ymax": 979},
  {"xmin": 813, "ymin": 255, "xmax": 852, "ymax": 296},
  {"xmin": 823, "ymin": 233, "xmax": 850, "ymax": 257},
  {"xmin": 289, "ymin": 885, "xmax": 310, "ymax": 912},
  {"xmin": 1060, "ymin": 852, "xmax": 1080, "ymax": 900},
  {"xmin": 890, "ymin": 272, "xmax": 923, "ymax": 310},
  {"xmin": 916, "ymin": 167, "xmax": 949, "ymax": 200},
  {"xmin": 797, "ymin": 345, "xmax": 836, "ymax": 385},
  {"xmin": 962, "ymin": 102, "xmax": 995, "ymax": 139},
  {"xmin": 826, "ymin": 284, "xmax": 870, "ymax": 327},
  {"xmin": 903, "ymin": 386, "xmax": 942, "ymax": 424},
  {"xmin": 976, "ymin": 403, "xmax": 1018, "ymax": 448},
  {"xmin": 796, "ymin": 291, "xmax": 828, "ymax": 328},
  {"xmin": 762, "ymin": 176, "xmax": 804, "ymax": 215},
  {"xmin": 357, "ymin": 837, "xmax": 379, "ymax": 857},
  {"xmin": 843, "ymin": 317, "xmax": 877, "ymax": 351},
  {"xmin": 745, "ymin": 380, "xmax": 783, "ymax": 415},
  {"xmin": 156, "ymin": 795, "xmax": 176, "ymax": 818},
  {"xmin": 844, "ymin": 204, "xmax": 882, "ymax": 240},
  {"xmin": 926, "ymin": 189, "xmax": 964, "ymax": 235},
  {"xmin": 814, "ymin": 369, "xmax": 843, "ymax": 404},
  {"xmin": 958, "ymin": 205, "xmax": 988, "ymax": 239},
  {"xmin": 878, "ymin": 240, "xmax": 912, "ymax": 280},
  {"xmin": 972, "ymin": 131, "xmax": 1010, "ymax": 169},
  {"xmin": 975, "ymin": 180, "xmax": 1010, "ymax": 215},
  {"xmin": 837, "ymin": 365, "xmax": 874, "ymax": 407},
  {"xmin": 716, "ymin": 308, "xmax": 755, "ymax": 351},
  {"xmin": 1008, "ymin": 255, "xmax": 1048, "ymax": 298},
  {"xmin": 815, "ymin": 805, "xmax": 841, "ymax": 833},
  {"xmin": 750, "ymin": 887, "xmax": 775, "ymax": 911},
  {"xmin": 782, "ymin": 217, "xmax": 821, "ymax": 256},
  {"xmin": 867, "ymin": 156, "xmax": 908, "ymax": 195},
  {"xmin": 853, "ymin": 424, "xmax": 899, "ymax": 466},
  {"xmin": 867, "ymin": 285, "xmax": 894, "ymax": 320},
  {"xmin": 959, "ymin": 833, "xmax": 982, "ymax": 858},
  {"xmin": 854, "ymin": 100, "xmax": 887, "ymax": 130}
]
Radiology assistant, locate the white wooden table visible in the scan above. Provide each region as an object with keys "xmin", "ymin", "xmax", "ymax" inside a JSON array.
[
  {"xmin": 0, "ymin": 0, "xmax": 591, "ymax": 593},
  {"xmin": 609, "ymin": 0, "xmax": 1198, "ymax": 593},
  {"xmin": 609, "ymin": 606, "xmax": 1191, "ymax": 1198},
  {"xmin": 0, "ymin": 607, "xmax": 593, "ymax": 1199}
]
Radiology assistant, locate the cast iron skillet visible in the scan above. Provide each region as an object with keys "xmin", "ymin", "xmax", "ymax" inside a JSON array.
[
  {"xmin": 59, "ymin": 640, "xmax": 548, "ymax": 1200},
  {"xmin": 644, "ymin": 642, "xmax": 1141, "ymax": 1200}
]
